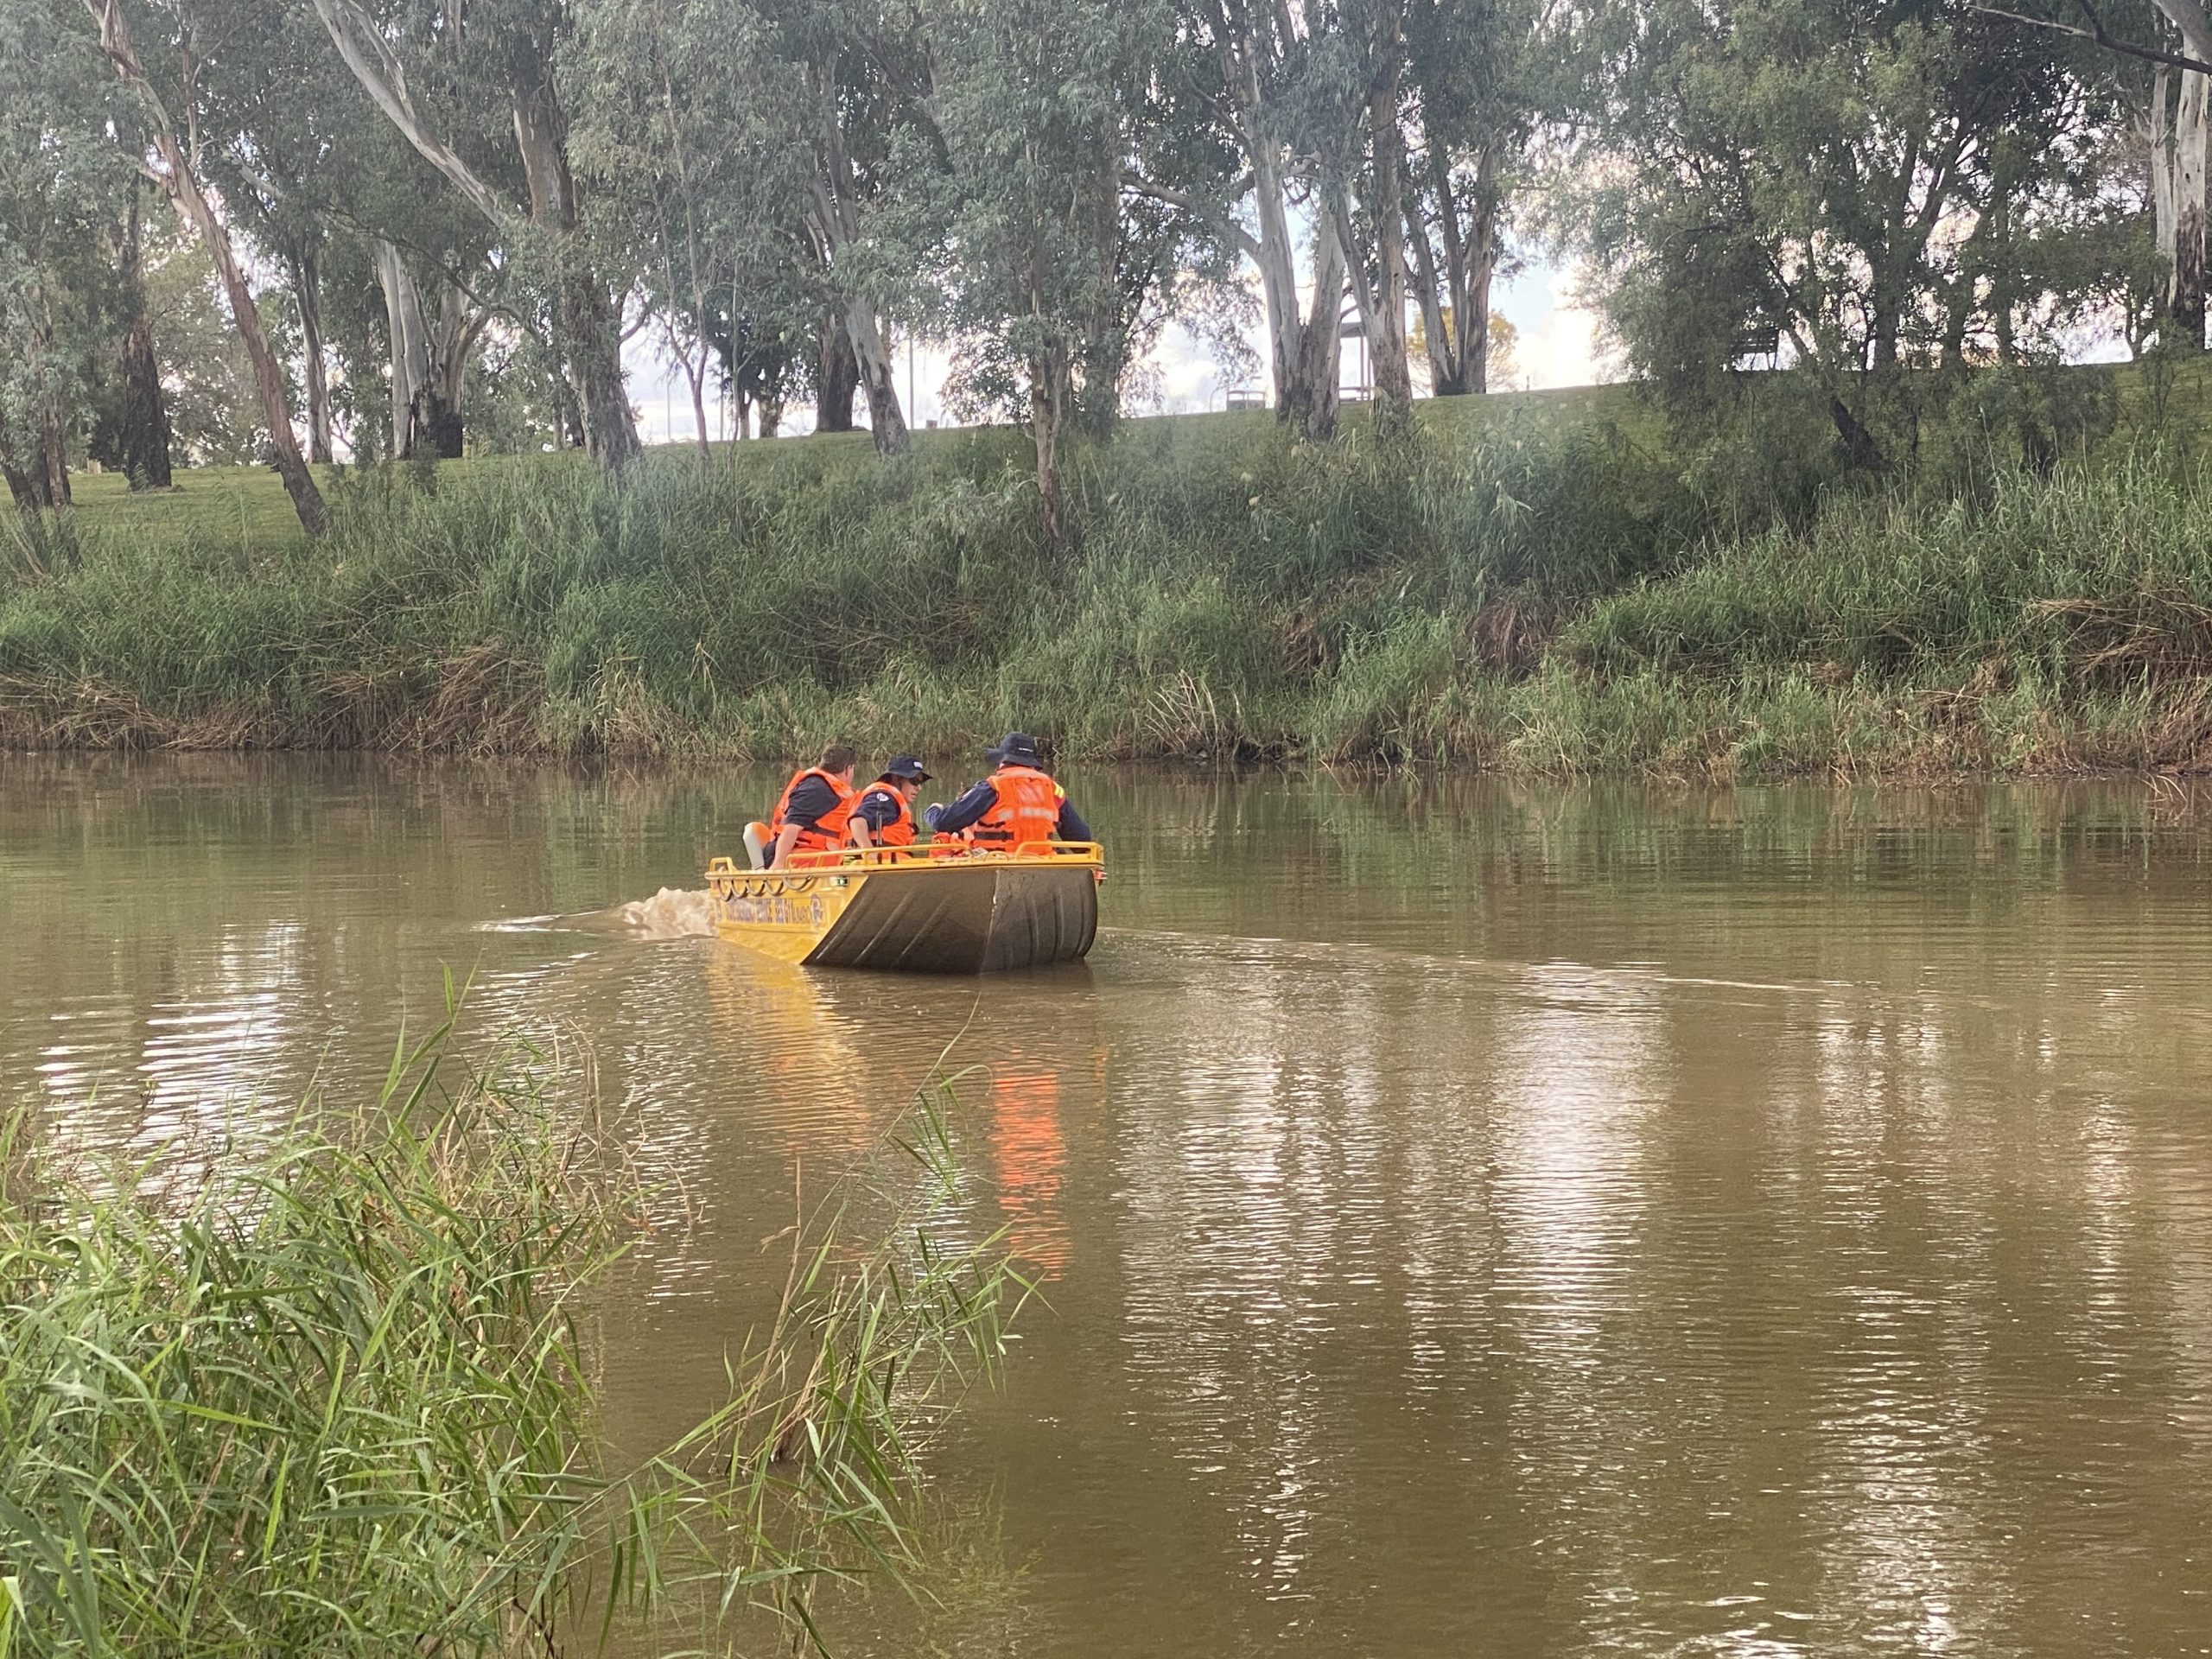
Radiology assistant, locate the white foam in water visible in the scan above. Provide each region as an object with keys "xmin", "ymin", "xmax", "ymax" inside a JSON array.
[
  {"xmin": 610, "ymin": 887, "xmax": 721, "ymax": 940},
  {"xmin": 478, "ymin": 887, "xmax": 722, "ymax": 939}
]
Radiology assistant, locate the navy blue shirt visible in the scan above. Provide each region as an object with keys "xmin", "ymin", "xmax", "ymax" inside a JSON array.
[
  {"xmin": 932, "ymin": 777, "xmax": 1092, "ymax": 841},
  {"xmin": 852, "ymin": 784, "xmax": 909, "ymax": 835},
  {"xmin": 779, "ymin": 774, "xmax": 843, "ymax": 830}
]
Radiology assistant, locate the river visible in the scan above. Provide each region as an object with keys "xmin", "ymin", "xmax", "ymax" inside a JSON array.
[{"xmin": 5, "ymin": 753, "xmax": 2212, "ymax": 1656}]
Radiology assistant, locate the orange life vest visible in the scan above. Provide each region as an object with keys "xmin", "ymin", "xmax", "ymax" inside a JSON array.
[
  {"xmin": 769, "ymin": 766, "xmax": 855, "ymax": 857},
  {"xmin": 854, "ymin": 782, "xmax": 916, "ymax": 848},
  {"xmin": 972, "ymin": 765, "xmax": 1062, "ymax": 849}
]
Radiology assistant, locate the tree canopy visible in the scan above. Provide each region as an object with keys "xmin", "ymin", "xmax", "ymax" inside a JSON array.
[{"xmin": 0, "ymin": 0, "xmax": 2191, "ymax": 537}]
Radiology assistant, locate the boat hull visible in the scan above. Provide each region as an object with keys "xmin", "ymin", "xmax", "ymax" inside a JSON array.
[{"xmin": 706, "ymin": 851, "xmax": 1100, "ymax": 974}]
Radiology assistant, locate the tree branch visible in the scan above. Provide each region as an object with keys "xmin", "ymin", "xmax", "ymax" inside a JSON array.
[
  {"xmin": 308, "ymin": 0, "xmax": 508, "ymax": 224},
  {"xmin": 1969, "ymin": 0, "xmax": 2212, "ymax": 75},
  {"xmin": 1119, "ymin": 172, "xmax": 1264, "ymax": 263}
]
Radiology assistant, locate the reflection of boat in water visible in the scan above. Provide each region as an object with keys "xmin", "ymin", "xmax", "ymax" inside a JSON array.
[
  {"xmin": 703, "ymin": 842, "xmax": 1103, "ymax": 973},
  {"xmin": 698, "ymin": 947, "xmax": 880, "ymax": 1161},
  {"xmin": 986, "ymin": 1058, "xmax": 1073, "ymax": 1279},
  {"xmin": 698, "ymin": 920, "xmax": 1109, "ymax": 1279}
]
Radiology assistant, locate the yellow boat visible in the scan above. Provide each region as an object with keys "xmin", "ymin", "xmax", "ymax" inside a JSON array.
[{"xmin": 703, "ymin": 841, "xmax": 1103, "ymax": 972}]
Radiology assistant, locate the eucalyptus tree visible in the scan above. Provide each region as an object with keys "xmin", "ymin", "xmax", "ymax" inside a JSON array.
[
  {"xmin": 0, "ymin": 0, "xmax": 123, "ymax": 507},
  {"xmin": 569, "ymin": 0, "xmax": 817, "ymax": 456},
  {"xmin": 312, "ymin": 0, "xmax": 643, "ymax": 467},
  {"xmin": 156, "ymin": 0, "xmax": 508, "ymax": 461},
  {"xmin": 184, "ymin": 0, "xmax": 394, "ymax": 460},
  {"xmin": 336, "ymin": 118, "xmax": 509, "ymax": 459},
  {"xmin": 1128, "ymin": 0, "xmax": 1355, "ymax": 437},
  {"xmin": 69, "ymin": 0, "xmax": 327, "ymax": 529},
  {"xmin": 1326, "ymin": 0, "xmax": 1423, "ymax": 432},
  {"xmin": 1948, "ymin": 55, "xmax": 2146, "ymax": 365},
  {"xmin": 919, "ymin": 0, "xmax": 1170, "ymax": 541},
  {"xmin": 2136, "ymin": 0, "xmax": 2212, "ymax": 326},
  {"xmin": 2145, "ymin": 55, "xmax": 2208, "ymax": 346},
  {"xmin": 130, "ymin": 217, "xmax": 268, "ymax": 460},
  {"xmin": 178, "ymin": 4, "xmax": 306, "ymax": 456},
  {"xmin": 1574, "ymin": 0, "xmax": 2136, "ymax": 467},
  {"xmin": 741, "ymin": 0, "xmax": 925, "ymax": 453},
  {"xmin": 713, "ymin": 313, "xmax": 794, "ymax": 437},
  {"xmin": 813, "ymin": 317, "xmax": 861, "ymax": 430},
  {"xmin": 106, "ymin": 177, "xmax": 173, "ymax": 485},
  {"xmin": 1082, "ymin": 184, "xmax": 1251, "ymax": 431},
  {"xmin": 1400, "ymin": 0, "xmax": 1558, "ymax": 396},
  {"xmin": 2075, "ymin": 0, "xmax": 2212, "ymax": 348}
]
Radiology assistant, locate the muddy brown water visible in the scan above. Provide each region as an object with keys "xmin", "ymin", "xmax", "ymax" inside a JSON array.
[{"xmin": 6, "ymin": 753, "xmax": 2212, "ymax": 1656}]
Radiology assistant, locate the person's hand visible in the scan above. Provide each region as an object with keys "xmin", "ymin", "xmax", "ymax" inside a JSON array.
[{"xmin": 922, "ymin": 803, "xmax": 944, "ymax": 830}]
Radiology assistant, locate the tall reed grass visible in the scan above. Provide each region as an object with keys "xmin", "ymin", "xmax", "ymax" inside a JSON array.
[
  {"xmin": 0, "ymin": 414, "xmax": 1683, "ymax": 765},
  {"xmin": 0, "ymin": 995, "xmax": 1023, "ymax": 1656},
  {"xmin": 8, "ymin": 412, "xmax": 2212, "ymax": 775}
]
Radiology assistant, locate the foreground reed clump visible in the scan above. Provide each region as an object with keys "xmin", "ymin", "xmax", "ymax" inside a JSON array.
[{"xmin": 0, "ymin": 1000, "xmax": 1023, "ymax": 1656}]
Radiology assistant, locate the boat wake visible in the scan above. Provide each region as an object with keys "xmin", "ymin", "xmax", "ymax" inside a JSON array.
[
  {"xmin": 479, "ymin": 887, "xmax": 721, "ymax": 941},
  {"xmin": 607, "ymin": 887, "xmax": 721, "ymax": 939},
  {"xmin": 1093, "ymin": 925, "xmax": 1983, "ymax": 1007}
]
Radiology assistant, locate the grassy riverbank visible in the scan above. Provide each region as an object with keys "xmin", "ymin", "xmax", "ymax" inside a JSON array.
[
  {"xmin": 0, "ymin": 1008, "xmax": 1020, "ymax": 1655},
  {"xmin": 9, "ymin": 371, "xmax": 2212, "ymax": 776}
]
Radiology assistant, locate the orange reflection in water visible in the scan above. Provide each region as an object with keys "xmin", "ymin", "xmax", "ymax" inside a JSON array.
[
  {"xmin": 987, "ymin": 1058, "xmax": 1071, "ymax": 1280},
  {"xmin": 700, "ymin": 944, "xmax": 1104, "ymax": 1281}
]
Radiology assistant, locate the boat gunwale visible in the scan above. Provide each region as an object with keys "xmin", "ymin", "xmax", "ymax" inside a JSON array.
[{"xmin": 704, "ymin": 841, "xmax": 1103, "ymax": 896}]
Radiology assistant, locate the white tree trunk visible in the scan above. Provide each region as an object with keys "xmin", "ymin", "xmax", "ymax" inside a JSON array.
[
  {"xmin": 807, "ymin": 138, "xmax": 911, "ymax": 457},
  {"xmin": 375, "ymin": 241, "xmax": 432, "ymax": 459},
  {"xmin": 2152, "ymin": 67, "xmax": 2177, "ymax": 258},
  {"xmin": 375, "ymin": 243, "xmax": 483, "ymax": 457},
  {"xmin": 1226, "ymin": 45, "xmax": 1345, "ymax": 438},
  {"xmin": 434, "ymin": 281, "xmax": 485, "ymax": 417},
  {"xmin": 2174, "ymin": 69, "xmax": 2210, "ymax": 350},
  {"xmin": 1363, "ymin": 0, "xmax": 1414, "ymax": 431}
]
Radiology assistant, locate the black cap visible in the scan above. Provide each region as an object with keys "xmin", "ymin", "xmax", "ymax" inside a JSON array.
[
  {"xmin": 989, "ymin": 731, "xmax": 1043, "ymax": 767},
  {"xmin": 880, "ymin": 754, "xmax": 931, "ymax": 783}
]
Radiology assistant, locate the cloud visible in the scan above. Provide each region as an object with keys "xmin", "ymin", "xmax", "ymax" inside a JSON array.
[
  {"xmin": 1140, "ymin": 319, "xmax": 1263, "ymax": 414},
  {"xmin": 1497, "ymin": 262, "xmax": 1621, "ymax": 391}
]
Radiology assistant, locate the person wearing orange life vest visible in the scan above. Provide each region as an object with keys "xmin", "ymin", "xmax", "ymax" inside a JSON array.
[
  {"xmin": 767, "ymin": 743, "xmax": 864, "ymax": 868},
  {"xmin": 925, "ymin": 732, "xmax": 1091, "ymax": 849},
  {"xmin": 849, "ymin": 755, "xmax": 931, "ymax": 851}
]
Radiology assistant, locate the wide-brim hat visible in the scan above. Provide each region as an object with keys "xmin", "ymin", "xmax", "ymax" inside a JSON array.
[
  {"xmin": 881, "ymin": 754, "xmax": 931, "ymax": 783},
  {"xmin": 988, "ymin": 730, "xmax": 1043, "ymax": 766}
]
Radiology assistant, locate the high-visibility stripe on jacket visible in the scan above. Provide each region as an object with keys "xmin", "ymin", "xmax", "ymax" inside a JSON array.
[
  {"xmin": 770, "ymin": 767, "xmax": 855, "ymax": 856},
  {"xmin": 971, "ymin": 765, "xmax": 1062, "ymax": 848},
  {"xmin": 854, "ymin": 783, "xmax": 917, "ymax": 847}
]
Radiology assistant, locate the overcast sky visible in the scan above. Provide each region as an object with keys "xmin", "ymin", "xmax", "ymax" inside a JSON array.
[{"xmin": 627, "ymin": 257, "xmax": 1618, "ymax": 444}]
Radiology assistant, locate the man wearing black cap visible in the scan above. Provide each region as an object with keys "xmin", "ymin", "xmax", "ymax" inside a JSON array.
[
  {"xmin": 927, "ymin": 732, "xmax": 1092, "ymax": 849},
  {"xmin": 851, "ymin": 755, "xmax": 932, "ymax": 851}
]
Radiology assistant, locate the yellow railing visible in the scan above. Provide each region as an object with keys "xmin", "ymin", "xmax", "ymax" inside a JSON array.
[{"xmin": 707, "ymin": 840, "xmax": 1103, "ymax": 880}]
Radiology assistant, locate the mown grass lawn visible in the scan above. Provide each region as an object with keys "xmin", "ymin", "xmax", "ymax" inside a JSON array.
[{"xmin": 63, "ymin": 380, "xmax": 1646, "ymax": 551}]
